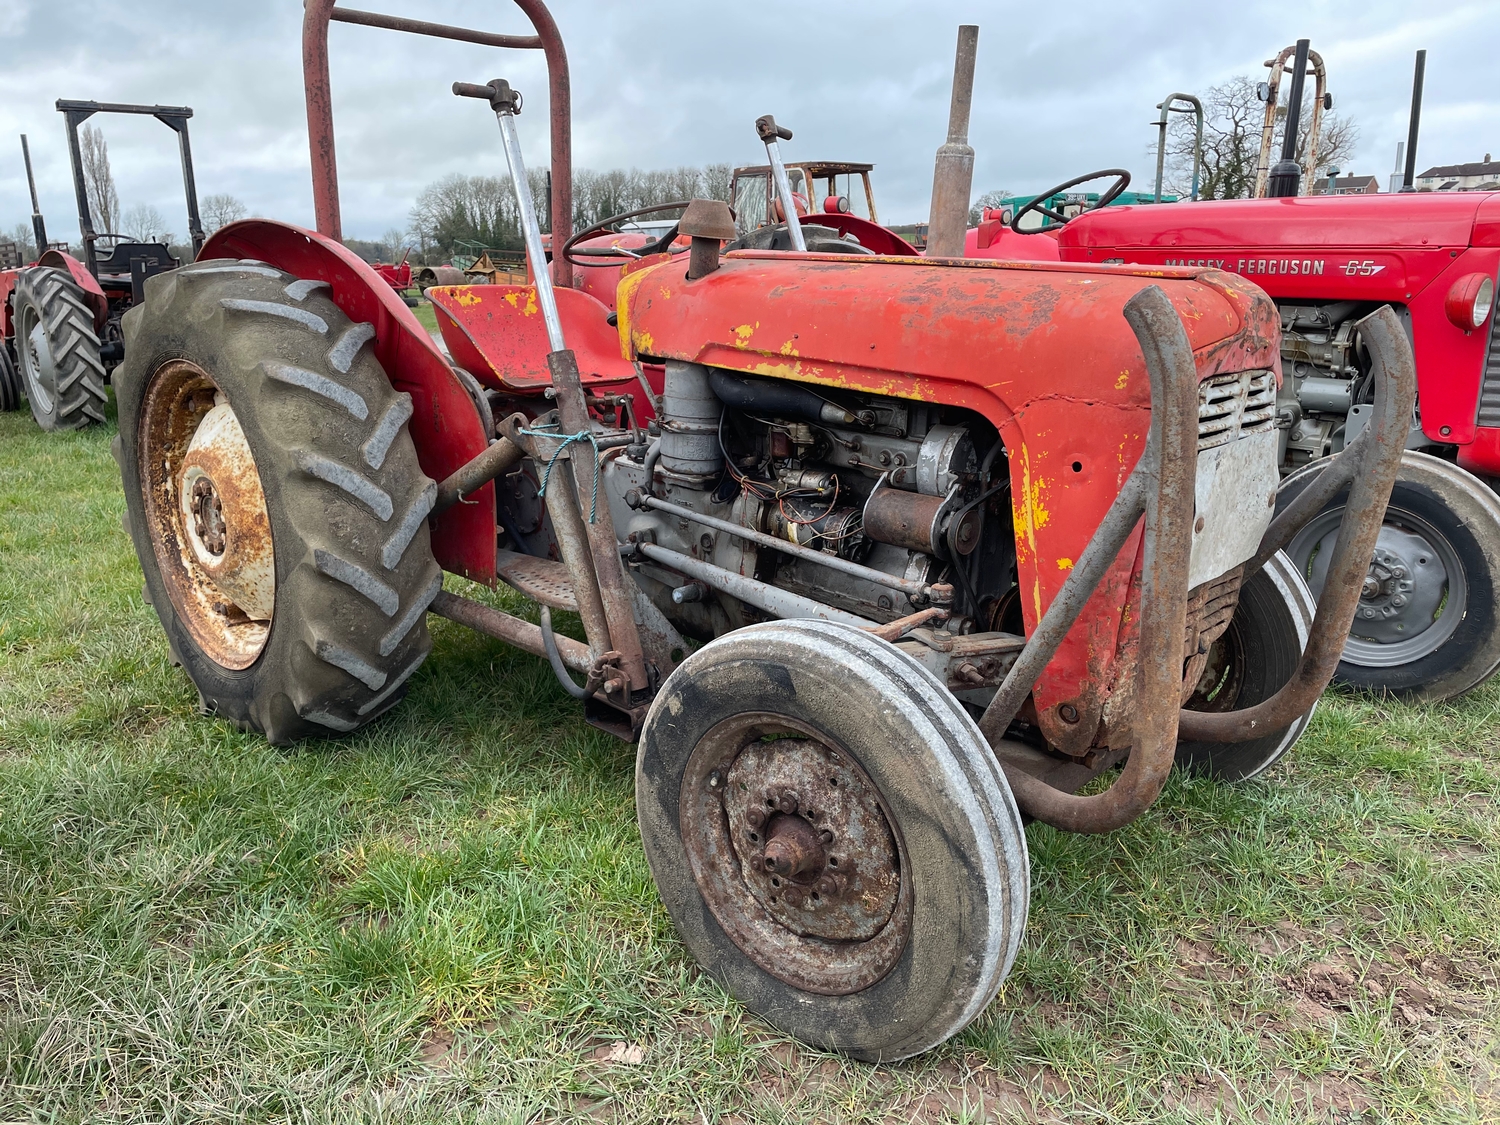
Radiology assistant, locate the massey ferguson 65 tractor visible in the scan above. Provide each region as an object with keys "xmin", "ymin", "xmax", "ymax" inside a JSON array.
[{"xmin": 112, "ymin": 3, "xmax": 1412, "ymax": 1060}]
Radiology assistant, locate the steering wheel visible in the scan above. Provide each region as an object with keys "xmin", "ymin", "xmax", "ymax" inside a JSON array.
[
  {"xmin": 1009, "ymin": 169, "xmax": 1131, "ymax": 231},
  {"xmin": 562, "ymin": 200, "xmax": 699, "ymax": 267}
]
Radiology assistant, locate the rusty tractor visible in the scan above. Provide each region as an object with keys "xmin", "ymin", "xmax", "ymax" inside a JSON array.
[{"xmin": 112, "ymin": 4, "xmax": 1414, "ymax": 1060}]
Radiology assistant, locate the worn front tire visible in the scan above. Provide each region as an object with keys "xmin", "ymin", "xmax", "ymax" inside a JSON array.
[
  {"xmin": 115, "ymin": 259, "xmax": 442, "ymax": 743},
  {"xmin": 14, "ymin": 266, "xmax": 108, "ymax": 430}
]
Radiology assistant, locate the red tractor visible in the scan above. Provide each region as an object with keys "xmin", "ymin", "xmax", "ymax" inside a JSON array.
[
  {"xmin": 965, "ymin": 42, "xmax": 1500, "ymax": 701},
  {"xmin": 0, "ymin": 101, "xmax": 205, "ymax": 431},
  {"xmin": 110, "ymin": 2, "xmax": 1411, "ymax": 1060}
]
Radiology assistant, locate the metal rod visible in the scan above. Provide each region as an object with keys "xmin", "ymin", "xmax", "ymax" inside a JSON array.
[
  {"xmin": 925, "ymin": 24, "xmax": 980, "ymax": 257},
  {"xmin": 757, "ymin": 116, "xmax": 806, "ymax": 253},
  {"xmin": 543, "ymin": 464, "xmax": 613, "ymax": 662},
  {"xmin": 1177, "ymin": 306, "xmax": 1416, "ymax": 743},
  {"xmin": 1402, "ymin": 50, "xmax": 1426, "ymax": 191},
  {"xmin": 1153, "ymin": 94, "xmax": 1202, "ymax": 203},
  {"xmin": 634, "ymin": 493, "xmax": 936, "ymax": 602},
  {"xmin": 636, "ymin": 542, "xmax": 873, "ymax": 629},
  {"xmin": 161, "ymin": 115, "xmax": 206, "ymax": 257},
  {"xmin": 20, "ymin": 135, "xmax": 47, "ymax": 253},
  {"xmin": 434, "ymin": 433, "xmax": 526, "ymax": 515},
  {"xmin": 989, "ymin": 284, "xmax": 1200, "ymax": 834},
  {"xmin": 429, "ymin": 590, "xmax": 591, "ymax": 672},
  {"xmin": 1279, "ymin": 39, "xmax": 1310, "ymax": 165},
  {"xmin": 330, "ymin": 7, "xmax": 541, "ymax": 49},
  {"xmin": 494, "ymin": 106, "xmax": 565, "ymax": 351},
  {"xmin": 58, "ymin": 106, "xmax": 98, "ymax": 276}
]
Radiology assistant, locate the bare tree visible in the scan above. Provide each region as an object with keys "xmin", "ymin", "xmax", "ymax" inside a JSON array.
[
  {"xmin": 122, "ymin": 203, "xmax": 172, "ymax": 243},
  {"xmin": 8, "ymin": 222, "xmax": 37, "ymax": 264},
  {"xmin": 968, "ymin": 189, "xmax": 1013, "ymax": 226},
  {"xmin": 702, "ymin": 163, "xmax": 734, "ymax": 204},
  {"xmin": 1164, "ymin": 76, "xmax": 1360, "ymax": 199},
  {"xmin": 80, "ymin": 125, "xmax": 121, "ymax": 234},
  {"xmin": 202, "ymin": 193, "xmax": 248, "ymax": 233}
]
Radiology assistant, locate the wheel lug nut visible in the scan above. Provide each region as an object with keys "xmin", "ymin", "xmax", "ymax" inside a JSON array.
[
  {"xmin": 816, "ymin": 874, "xmax": 841, "ymax": 897},
  {"xmin": 819, "ymin": 828, "xmax": 834, "ymax": 844},
  {"xmin": 746, "ymin": 807, "xmax": 766, "ymax": 829},
  {"xmin": 778, "ymin": 791, "xmax": 799, "ymax": 814}
]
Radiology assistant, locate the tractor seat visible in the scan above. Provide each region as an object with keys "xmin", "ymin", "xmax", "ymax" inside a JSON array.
[{"xmin": 96, "ymin": 240, "xmax": 179, "ymax": 279}]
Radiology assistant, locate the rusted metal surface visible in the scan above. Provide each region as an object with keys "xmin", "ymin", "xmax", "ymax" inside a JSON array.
[
  {"xmin": 1254, "ymin": 42, "xmax": 1329, "ymax": 198},
  {"xmin": 925, "ymin": 25, "xmax": 980, "ymax": 258},
  {"xmin": 303, "ymin": 1, "xmax": 573, "ymax": 287},
  {"xmin": 200, "ymin": 220, "xmax": 495, "ymax": 585},
  {"xmin": 678, "ymin": 712, "xmax": 912, "ymax": 994},
  {"xmin": 1177, "ymin": 306, "xmax": 1416, "ymax": 742},
  {"xmin": 429, "ymin": 589, "xmax": 591, "ymax": 672},
  {"xmin": 434, "ymin": 423, "xmax": 526, "ymax": 515},
  {"xmin": 140, "ymin": 360, "xmax": 273, "ymax": 670},
  {"xmin": 981, "ymin": 285, "xmax": 1199, "ymax": 833},
  {"xmin": 495, "ymin": 548, "xmax": 578, "ymax": 611},
  {"xmin": 862, "ymin": 486, "xmax": 948, "ymax": 556},
  {"xmin": 864, "ymin": 606, "xmax": 948, "ymax": 642}
]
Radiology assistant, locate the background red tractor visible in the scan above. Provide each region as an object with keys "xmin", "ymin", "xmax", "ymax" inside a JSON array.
[
  {"xmin": 965, "ymin": 43, "xmax": 1500, "ymax": 702},
  {"xmin": 0, "ymin": 100, "xmax": 205, "ymax": 431},
  {"xmin": 109, "ymin": 3, "xmax": 1411, "ymax": 1060}
]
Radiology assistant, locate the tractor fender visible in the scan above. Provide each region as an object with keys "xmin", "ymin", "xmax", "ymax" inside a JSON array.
[
  {"xmin": 37, "ymin": 250, "xmax": 110, "ymax": 334},
  {"xmin": 200, "ymin": 219, "xmax": 496, "ymax": 584}
]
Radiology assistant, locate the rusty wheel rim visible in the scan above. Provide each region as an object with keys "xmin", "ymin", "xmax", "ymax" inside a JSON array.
[
  {"xmin": 679, "ymin": 712, "xmax": 912, "ymax": 995},
  {"xmin": 140, "ymin": 359, "xmax": 274, "ymax": 670}
]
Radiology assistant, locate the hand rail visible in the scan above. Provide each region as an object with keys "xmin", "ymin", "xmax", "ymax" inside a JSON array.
[{"xmin": 301, "ymin": 1, "xmax": 574, "ymax": 287}]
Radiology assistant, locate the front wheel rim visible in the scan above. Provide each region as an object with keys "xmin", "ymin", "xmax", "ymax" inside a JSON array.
[
  {"xmin": 19, "ymin": 307, "xmax": 54, "ymax": 415},
  {"xmin": 1288, "ymin": 505, "xmax": 1466, "ymax": 668},
  {"xmin": 678, "ymin": 711, "xmax": 912, "ymax": 996},
  {"xmin": 140, "ymin": 359, "xmax": 275, "ymax": 670}
]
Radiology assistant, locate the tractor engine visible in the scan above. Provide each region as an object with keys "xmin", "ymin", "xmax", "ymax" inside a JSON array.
[{"xmin": 601, "ymin": 363, "xmax": 1013, "ymax": 642}]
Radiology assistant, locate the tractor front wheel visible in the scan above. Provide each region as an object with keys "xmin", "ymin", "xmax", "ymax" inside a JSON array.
[
  {"xmin": 14, "ymin": 266, "xmax": 108, "ymax": 430},
  {"xmin": 114, "ymin": 259, "xmax": 442, "ymax": 743},
  {"xmin": 637, "ymin": 619, "xmax": 1029, "ymax": 1062}
]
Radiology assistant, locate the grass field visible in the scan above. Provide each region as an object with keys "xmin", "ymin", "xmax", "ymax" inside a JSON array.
[{"xmin": 1, "ymin": 399, "xmax": 1497, "ymax": 1124}]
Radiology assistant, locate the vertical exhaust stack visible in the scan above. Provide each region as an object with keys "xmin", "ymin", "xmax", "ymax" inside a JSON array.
[
  {"xmin": 1401, "ymin": 50, "xmax": 1426, "ymax": 192},
  {"xmin": 926, "ymin": 24, "xmax": 979, "ymax": 258},
  {"xmin": 20, "ymin": 135, "xmax": 48, "ymax": 256},
  {"xmin": 1267, "ymin": 38, "xmax": 1310, "ymax": 197}
]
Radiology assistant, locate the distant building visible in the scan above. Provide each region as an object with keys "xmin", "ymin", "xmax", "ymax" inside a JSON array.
[
  {"xmin": 1311, "ymin": 174, "xmax": 1381, "ymax": 196},
  {"xmin": 1414, "ymin": 156, "xmax": 1500, "ymax": 191}
]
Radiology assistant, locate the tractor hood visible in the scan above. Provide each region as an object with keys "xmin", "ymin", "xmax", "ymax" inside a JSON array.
[{"xmin": 1058, "ymin": 193, "xmax": 1500, "ymax": 255}]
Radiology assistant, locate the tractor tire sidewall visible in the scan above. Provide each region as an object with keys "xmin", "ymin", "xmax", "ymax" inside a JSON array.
[
  {"xmin": 14, "ymin": 266, "xmax": 107, "ymax": 430},
  {"xmin": 1176, "ymin": 552, "xmax": 1315, "ymax": 782},
  {"xmin": 637, "ymin": 619, "xmax": 1028, "ymax": 1063},
  {"xmin": 114, "ymin": 261, "xmax": 441, "ymax": 744},
  {"xmin": 1278, "ymin": 450, "xmax": 1500, "ymax": 702},
  {"xmin": 0, "ymin": 340, "xmax": 20, "ymax": 412}
]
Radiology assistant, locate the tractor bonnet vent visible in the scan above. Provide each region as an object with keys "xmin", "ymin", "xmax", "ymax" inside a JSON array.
[
  {"xmin": 1197, "ymin": 370, "xmax": 1276, "ymax": 451},
  {"xmin": 1478, "ymin": 312, "xmax": 1500, "ymax": 429}
]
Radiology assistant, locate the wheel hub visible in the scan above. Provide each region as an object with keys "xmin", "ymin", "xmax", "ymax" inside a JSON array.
[
  {"xmin": 1347, "ymin": 535, "xmax": 1444, "ymax": 644},
  {"xmin": 724, "ymin": 740, "xmax": 899, "ymax": 942}
]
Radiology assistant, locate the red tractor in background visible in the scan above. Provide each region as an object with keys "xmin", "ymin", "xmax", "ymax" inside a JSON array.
[
  {"xmin": 966, "ymin": 44, "xmax": 1500, "ymax": 703},
  {"xmin": 0, "ymin": 100, "xmax": 205, "ymax": 431},
  {"xmin": 109, "ymin": 3, "xmax": 1411, "ymax": 1060}
]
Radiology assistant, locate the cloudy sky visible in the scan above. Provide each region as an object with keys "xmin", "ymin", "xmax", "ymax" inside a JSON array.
[{"xmin": 1, "ymin": 0, "xmax": 1497, "ymax": 246}]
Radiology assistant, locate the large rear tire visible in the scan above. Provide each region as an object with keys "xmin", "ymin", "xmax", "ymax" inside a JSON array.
[
  {"xmin": 14, "ymin": 266, "xmax": 108, "ymax": 430},
  {"xmin": 1279, "ymin": 451, "xmax": 1500, "ymax": 702},
  {"xmin": 637, "ymin": 619, "xmax": 1029, "ymax": 1062},
  {"xmin": 0, "ymin": 339, "xmax": 21, "ymax": 412},
  {"xmin": 1176, "ymin": 551, "xmax": 1317, "ymax": 782},
  {"xmin": 114, "ymin": 259, "xmax": 442, "ymax": 744}
]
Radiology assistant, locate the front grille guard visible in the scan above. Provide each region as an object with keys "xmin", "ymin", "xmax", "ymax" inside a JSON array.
[{"xmin": 978, "ymin": 292, "xmax": 1416, "ymax": 834}]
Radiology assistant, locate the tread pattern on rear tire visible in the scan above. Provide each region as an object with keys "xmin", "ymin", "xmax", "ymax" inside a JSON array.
[
  {"xmin": 14, "ymin": 266, "xmax": 108, "ymax": 430},
  {"xmin": 0, "ymin": 342, "xmax": 20, "ymax": 412},
  {"xmin": 115, "ymin": 257, "xmax": 442, "ymax": 743}
]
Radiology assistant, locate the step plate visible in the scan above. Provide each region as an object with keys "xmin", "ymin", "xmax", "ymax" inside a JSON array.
[{"xmin": 496, "ymin": 549, "xmax": 579, "ymax": 612}]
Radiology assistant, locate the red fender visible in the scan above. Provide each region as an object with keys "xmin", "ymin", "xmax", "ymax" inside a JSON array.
[
  {"xmin": 37, "ymin": 250, "xmax": 110, "ymax": 333},
  {"xmin": 200, "ymin": 219, "xmax": 496, "ymax": 585}
]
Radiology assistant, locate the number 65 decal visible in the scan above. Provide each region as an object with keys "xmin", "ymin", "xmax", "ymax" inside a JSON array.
[{"xmin": 1343, "ymin": 260, "xmax": 1386, "ymax": 277}]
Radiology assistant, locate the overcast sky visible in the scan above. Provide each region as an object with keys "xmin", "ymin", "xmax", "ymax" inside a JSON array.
[{"xmin": 1, "ymin": 0, "xmax": 1497, "ymax": 246}]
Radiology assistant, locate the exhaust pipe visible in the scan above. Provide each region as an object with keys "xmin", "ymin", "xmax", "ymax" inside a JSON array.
[
  {"xmin": 20, "ymin": 134, "xmax": 47, "ymax": 255},
  {"xmin": 1267, "ymin": 38, "xmax": 1310, "ymax": 197},
  {"xmin": 1401, "ymin": 49, "xmax": 1426, "ymax": 192},
  {"xmin": 925, "ymin": 24, "xmax": 979, "ymax": 257}
]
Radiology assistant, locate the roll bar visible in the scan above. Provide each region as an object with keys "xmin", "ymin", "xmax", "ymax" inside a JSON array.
[{"xmin": 301, "ymin": 1, "xmax": 574, "ymax": 287}]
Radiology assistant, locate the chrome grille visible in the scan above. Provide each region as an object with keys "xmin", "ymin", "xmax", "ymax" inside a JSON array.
[
  {"xmin": 1478, "ymin": 309, "xmax": 1500, "ymax": 429},
  {"xmin": 1198, "ymin": 369, "xmax": 1276, "ymax": 451}
]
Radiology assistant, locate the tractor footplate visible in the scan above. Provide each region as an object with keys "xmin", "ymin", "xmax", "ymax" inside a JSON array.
[{"xmin": 496, "ymin": 549, "xmax": 578, "ymax": 612}]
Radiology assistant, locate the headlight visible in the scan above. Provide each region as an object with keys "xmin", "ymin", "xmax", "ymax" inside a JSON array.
[{"xmin": 1446, "ymin": 272, "xmax": 1495, "ymax": 331}]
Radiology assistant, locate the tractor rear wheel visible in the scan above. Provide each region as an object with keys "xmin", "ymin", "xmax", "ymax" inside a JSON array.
[
  {"xmin": 114, "ymin": 259, "xmax": 442, "ymax": 744},
  {"xmin": 637, "ymin": 619, "xmax": 1029, "ymax": 1062},
  {"xmin": 1280, "ymin": 451, "xmax": 1500, "ymax": 702},
  {"xmin": 0, "ymin": 339, "xmax": 21, "ymax": 412},
  {"xmin": 14, "ymin": 266, "xmax": 108, "ymax": 430},
  {"xmin": 1176, "ymin": 551, "xmax": 1317, "ymax": 782}
]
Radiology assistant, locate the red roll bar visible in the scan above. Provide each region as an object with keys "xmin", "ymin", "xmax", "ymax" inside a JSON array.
[{"xmin": 301, "ymin": 1, "xmax": 574, "ymax": 287}]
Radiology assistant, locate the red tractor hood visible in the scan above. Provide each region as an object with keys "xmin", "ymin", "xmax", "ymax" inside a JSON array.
[{"xmin": 1058, "ymin": 193, "xmax": 1500, "ymax": 253}]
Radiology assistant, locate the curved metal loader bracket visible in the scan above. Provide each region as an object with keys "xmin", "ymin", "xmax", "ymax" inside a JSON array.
[
  {"xmin": 977, "ymin": 285, "xmax": 1199, "ymax": 834},
  {"xmin": 980, "ymin": 301, "xmax": 1415, "ymax": 834},
  {"xmin": 1176, "ymin": 306, "xmax": 1416, "ymax": 742}
]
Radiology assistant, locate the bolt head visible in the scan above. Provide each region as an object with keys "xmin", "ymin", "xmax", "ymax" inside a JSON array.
[
  {"xmin": 778, "ymin": 791, "xmax": 799, "ymax": 815},
  {"xmin": 746, "ymin": 807, "xmax": 766, "ymax": 830},
  {"xmin": 1058, "ymin": 703, "xmax": 1080, "ymax": 724},
  {"xmin": 816, "ymin": 875, "xmax": 840, "ymax": 898}
]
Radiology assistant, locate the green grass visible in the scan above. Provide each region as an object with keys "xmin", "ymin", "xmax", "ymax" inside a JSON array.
[{"xmin": 1, "ymin": 400, "xmax": 1497, "ymax": 1123}]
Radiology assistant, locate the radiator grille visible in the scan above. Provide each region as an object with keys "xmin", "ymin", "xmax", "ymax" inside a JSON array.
[
  {"xmin": 1478, "ymin": 307, "xmax": 1500, "ymax": 428},
  {"xmin": 1198, "ymin": 369, "xmax": 1276, "ymax": 451}
]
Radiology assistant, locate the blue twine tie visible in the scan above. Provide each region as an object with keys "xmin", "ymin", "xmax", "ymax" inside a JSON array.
[{"xmin": 518, "ymin": 424, "xmax": 602, "ymax": 523}]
